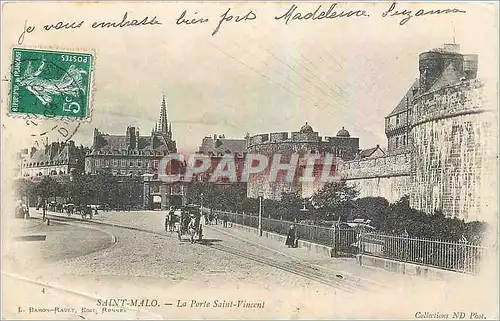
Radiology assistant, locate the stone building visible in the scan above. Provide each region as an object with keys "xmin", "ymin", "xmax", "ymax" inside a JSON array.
[
  {"xmin": 85, "ymin": 96, "xmax": 177, "ymax": 176},
  {"xmin": 195, "ymin": 134, "xmax": 247, "ymax": 184},
  {"xmin": 246, "ymin": 123, "xmax": 359, "ymax": 199},
  {"xmin": 385, "ymin": 80, "xmax": 419, "ymax": 154},
  {"xmin": 198, "ymin": 134, "xmax": 247, "ymax": 156},
  {"xmin": 338, "ymin": 43, "xmax": 496, "ymax": 222},
  {"xmin": 19, "ymin": 140, "xmax": 87, "ymax": 178}
]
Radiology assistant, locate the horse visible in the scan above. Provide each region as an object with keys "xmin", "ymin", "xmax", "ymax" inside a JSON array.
[
  {"xmin": 165, "ymin": 210, "xmax": 176, "ymax": 232},
  {"xmin": 188, "ymin": 216, "xmax": 202, "ymax": 243}
]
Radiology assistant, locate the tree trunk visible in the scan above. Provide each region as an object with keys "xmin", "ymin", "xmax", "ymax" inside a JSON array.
[{"xmin": 42, "ymin": 199, "xmax": 46, "ymax": 220}]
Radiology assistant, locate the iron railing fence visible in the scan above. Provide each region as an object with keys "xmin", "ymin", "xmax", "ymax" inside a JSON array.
[
  {"xmin": 359, "ymin": 232, "xmax": 487, "ymax": 274},
  {"xmin": 213, "ymin": 210, "xmax": 357, "ymax": 253},
  {"xmin": 210, "ymin": 209, "xmax": 487, "ymax": 274}
]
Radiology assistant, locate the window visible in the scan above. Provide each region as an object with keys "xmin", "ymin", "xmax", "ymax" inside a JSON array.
[
  {"xmin": 121, "ymin": 159, "xmax": 127, "ymax": 167},
  {"xmin": 112, "ymin": 170, "xmax": 118, "ymax": 175},
  {"xmin": 138, "ymin": 160, "xmax": 142, "ymax": 167},
  {"xmin": 153, "ymin": 160, "xmax": 159, "ymax": 168},
  {"xmin": 395, "ymin": 137, "xmax": 399, "ymax": 148},
  {"xmin": 396, "ymin": 114, "xmax": 400, "ymax": 125},
  {"xmin": 96, "ymin": 159, "xmax": 100, "ymax": 167},
  {"xmin": 113, "ymin": 159, "xmax": 118, "ymax": 167},
  {"xmin": 130, "ymin": 160, "xmax": 134, "ymax": 167},
  {"xmin": 105, "ymin": 159, "xmax": 110, "ymax": 167},
  {"xmin": 120, "ymin": 169, "xmax": 126, "ymax": 175}
]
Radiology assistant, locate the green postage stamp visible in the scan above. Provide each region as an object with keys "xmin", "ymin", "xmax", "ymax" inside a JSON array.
[{"xmin": 9, "ymin": 48, "xmax": 94, "ymax": 120}]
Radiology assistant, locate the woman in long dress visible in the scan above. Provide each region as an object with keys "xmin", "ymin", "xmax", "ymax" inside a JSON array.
[{"xmin": 285, "ymin": 225, "xmax": 296, "ymax": 248}]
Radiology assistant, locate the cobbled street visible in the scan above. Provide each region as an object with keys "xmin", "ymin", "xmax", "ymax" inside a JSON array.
[{"xmin": 3, "ymin": 210, "xmax": 491, "ymax": 319}]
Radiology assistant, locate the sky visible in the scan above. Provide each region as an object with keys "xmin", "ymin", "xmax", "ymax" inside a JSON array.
[{"xmin": 1, "ymin": 2, "xmax": 498, "ymax": 155}]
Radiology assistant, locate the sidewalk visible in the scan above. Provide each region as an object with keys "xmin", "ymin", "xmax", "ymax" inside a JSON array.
[{"xmin": 205, "ymin": 221, "xmax": 444, "ymax": 288}]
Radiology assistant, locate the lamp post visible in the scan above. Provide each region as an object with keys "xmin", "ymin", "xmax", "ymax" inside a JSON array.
[
  {"xmin": 299, "ymin": 199, "xmax": 309, "ymax": 223},
  {"xmin": 200, "ymin": 192, "xmax": 204, "ymax": 212},
  {"xmin": 258, "ymin": 192, "xmax": 263, "ymax": 237},
  {"xmin": 142, "ymin": 173, "xmax": 154, "ymax": 210}
]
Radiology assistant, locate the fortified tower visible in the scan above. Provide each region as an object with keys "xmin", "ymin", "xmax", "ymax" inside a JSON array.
[
  {"xmin": 246, "ymin": 123, "xmax": 359, "ymax": 200},
  {"xmin": 410, "ymin": 44, "xmax": 496, "ymax": 222}
]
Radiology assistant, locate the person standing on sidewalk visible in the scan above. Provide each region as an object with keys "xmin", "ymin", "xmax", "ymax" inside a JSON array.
[
  {"xmin": 223, "ymin": 213, "xmax": 228, "ymax": 228},
  {"xmin": 285, "ymin": 225, "xmax": 296, "ymax": 248}
]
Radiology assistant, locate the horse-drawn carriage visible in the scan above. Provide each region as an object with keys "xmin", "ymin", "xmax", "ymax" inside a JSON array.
[{"xmin": 165, "ymin": 205, "xmax": 203, "ymax": 243}]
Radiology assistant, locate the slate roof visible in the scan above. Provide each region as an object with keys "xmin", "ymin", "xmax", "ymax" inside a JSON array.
[
  {"xmin": 24, "ymin": 143, "xmax": 83, "ymax": 166},
  {"xmin": 387, "ymin": 79, "xmax": 419, "ymax": 117},
  {"xmin": 94, "ymin": 134, "xmax": 172, "ymax": 154},
  {"xmin": 199, "ymin": 138, "xmax": 247, "ymax": 155},
  {"xmin": 354, "ymin": 145, "xmax": 385, "ymax": 160},
  {"xmin": 428, "ymin": 62, "xmax": 465, "ymax": 92}
]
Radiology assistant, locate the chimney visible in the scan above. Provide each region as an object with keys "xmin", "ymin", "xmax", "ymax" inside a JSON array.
[
  {"xmin": 463, "ymin": 54, "xmax": 479, "ymax": 80},
  {"xmin": 50, "ymin": 142, "xmax": 59, "ymax": 157},
  {"xmin": 126, "ymin": 126, "xmax": 132, "ymax": 149},
  {"xmin": 68, "ymin": 141, "xmax": 75, "ymax": 155},
  {"xmin": 443, "ymin": 43, "xmax": 460, "ymax": 53},
  {"xmin": 135, "ymin": 128, "xmax": 140, "ymax": 149},
  {"xmin": 93, "ymin": 128, "xmax": 99, "ymax": 149}
]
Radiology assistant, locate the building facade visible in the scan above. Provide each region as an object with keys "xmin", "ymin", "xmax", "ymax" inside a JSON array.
[
  {"xmin": 85, "ymin": 96, "xmax": 177, "ymax": 176},
  {"xmin": 19, "ymin": 140, "xmax": 87, "ymax": 178}
]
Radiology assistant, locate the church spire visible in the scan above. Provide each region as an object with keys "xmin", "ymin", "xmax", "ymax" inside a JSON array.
[{"xmin": 156, "ymin": 95, "xmax": 168, "ymax": 134}]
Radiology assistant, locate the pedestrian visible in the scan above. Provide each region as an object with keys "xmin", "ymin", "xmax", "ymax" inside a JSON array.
[
  {"xmin": 209, "ymin": 210, "xmax": 214, "ymax": 225},
  {"xmin": 285, "ymin": 225, "xmax": 296, "ymax": 248},
  {"xmin": 223, "ymin": 213, "xmax": 228, "ymax": 228},
  {"xmin": 165, "ymin": 206, "xmax": 174, "ymax": 232},
  {"xmin": 294, "ymin": 228, "xmax": 300, "ymax": 248}
]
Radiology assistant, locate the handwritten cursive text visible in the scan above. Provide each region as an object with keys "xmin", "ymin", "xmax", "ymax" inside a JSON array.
[
  {"xmin": 176, "ymin": 10, "xmax": 209, "ymax": 25},
  {"xmin": 275, "ymin": 3, "xmax": 369, "ymax": 25},
  {"xmin": 212, "ymin": 8, "xmax": 256, "ymax": 36},
  {"xmin": 381, "ymin": 3, "xmax": 467, "ymax": 26},
  {"xmin": 44, "ymin": 20, "xmax": 84, "ymax": 31},
  {"xmin": 92, "ymin": 12, "xmax": 161, "ymax": 28},
  {"xmin": 17, "ymin": 21, "xmax": 35, "ymax": 45}
]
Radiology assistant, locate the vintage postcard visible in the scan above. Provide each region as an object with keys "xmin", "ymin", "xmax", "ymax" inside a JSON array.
[{"xmin": 1, "ymin": 1, "xmax": 498, "ymax": 320}]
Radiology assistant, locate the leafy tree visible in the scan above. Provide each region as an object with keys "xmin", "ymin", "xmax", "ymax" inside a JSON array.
[
  {"xmin": 311, "ymin": 180, "xmax": 359, "ymax": 221},
  {"xmin": 31, "ymin": 177, "xmax": 62, "ymax": 219},
  {"xmin": 350, "ymin": 197, "xmax": 389, "ymax": 225},
  {"xmin": 273, "ymin": 191, "xmax": 302, "ymax": 221}
]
